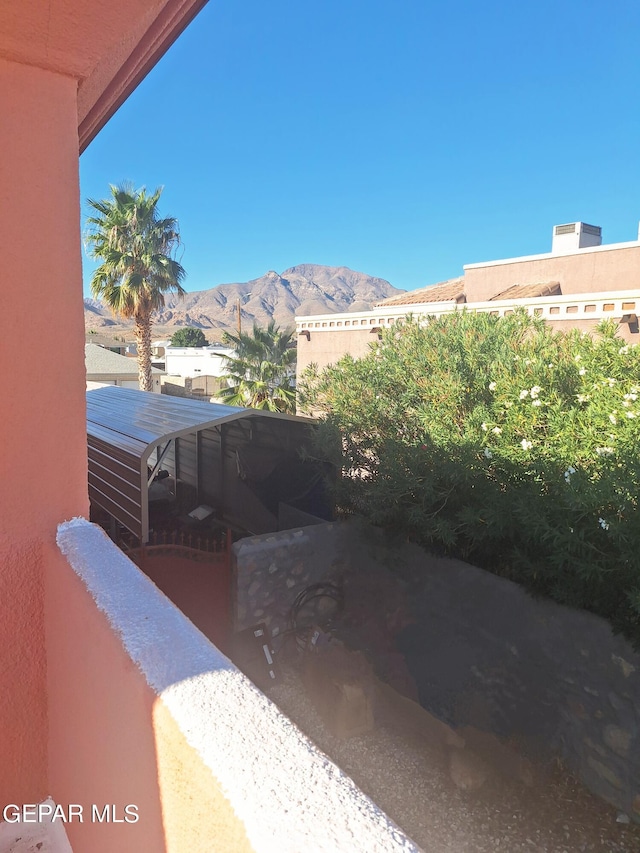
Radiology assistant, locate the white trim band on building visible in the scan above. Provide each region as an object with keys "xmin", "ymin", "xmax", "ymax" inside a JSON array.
[{"xmin": 296, "ymin": 290, "xmax": 640, "ymax": 333}]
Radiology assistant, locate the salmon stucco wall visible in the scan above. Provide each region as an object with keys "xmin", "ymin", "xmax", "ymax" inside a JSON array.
[
  {"xmin": 54, "ymin": 519, "xmax": 418, "ymax": 853},
  {"xmin": 296, "ymin": 328, "xmax": 378, "ymax": 379},
  {"xmin": 49, "ymin": 521, "xmax": 255, "ymax": 853},
  {"xmin": 0, "ymin": 58, "xmax": 89, "ymax": 806},
  {"xmin": 464, "ymin": 244, "xmax": 640, "ymax": 302},
  {"xmin": 47, "ymin": 535, "xmax": 175, "ymax": 851}
]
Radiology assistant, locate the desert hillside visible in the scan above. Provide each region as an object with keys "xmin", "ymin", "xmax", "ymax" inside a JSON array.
[{"xmin": 84, "ymin": 264, "xmax": 403, "ymax": 341}]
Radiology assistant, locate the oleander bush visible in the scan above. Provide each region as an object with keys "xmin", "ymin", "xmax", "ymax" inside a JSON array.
[{"xmin": 299, "ymin": 310, "xmax": 640, "ymax": 645}]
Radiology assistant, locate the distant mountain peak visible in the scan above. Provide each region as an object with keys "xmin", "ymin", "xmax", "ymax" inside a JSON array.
[{"xmin": 84, "ymin": 264, "xmax": 404, "ymax": 335}]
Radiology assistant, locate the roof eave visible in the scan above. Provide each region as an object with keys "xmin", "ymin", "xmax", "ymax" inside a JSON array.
[{"xmin": 78, "ymin": 0, "xmax": 210, "ymax": 152}]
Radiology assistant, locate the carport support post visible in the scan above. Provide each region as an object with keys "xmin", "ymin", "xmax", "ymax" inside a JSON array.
[
  {"xmin": 147, "ymin": 440, "xmax": 173, "ymax": 485},
  {"xmin": 219, "ymin": 423, "xmax": 226, "ymax": 512},
  {"xmin": 195, "ymin": 430, "xmax": 200, "ymax": 503}
]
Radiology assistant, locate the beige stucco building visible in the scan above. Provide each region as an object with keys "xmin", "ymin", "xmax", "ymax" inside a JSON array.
[{"xmin": 296, "ymin": 222, "xmax": 640, "ymax": 381}]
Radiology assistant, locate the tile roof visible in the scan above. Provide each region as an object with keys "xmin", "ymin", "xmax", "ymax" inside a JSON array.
[
  {"xmin": 489, "ymin": 281, "xmax": 562, "ymax": 301},
  {"xmin": 85, "ymin": 333, "xmax": 132, "ymax": 347},
  {"xmin": 375, "ymin": 277, "xmax": 465, "ymax": 307}
]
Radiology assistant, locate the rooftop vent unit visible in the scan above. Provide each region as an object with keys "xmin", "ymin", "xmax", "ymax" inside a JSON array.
[{"xmin": 552, "ymin": 222, "xmax": 602, "ymax": 254}]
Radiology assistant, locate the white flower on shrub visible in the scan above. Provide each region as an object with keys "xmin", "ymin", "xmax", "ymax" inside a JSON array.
[
  {"xmin": 481, "ymin": 422, "xmax": 488, "ymax": 431},
  {"xmin": 574, "ymin": 354, "xmax": 582, "ymax": 361},
  {"xmin": 564, "ymin": 466, "xmax": 576, "ymax": 483},
  {"xmin": 519, "ymin": 389, "xmax": 529, "ymax": 400},
  {"xmin": 604, "ymin": 378, "xmax": 617, "ymax": 387},
  {"xmin": 489, "ymin": 381, "xmax": 497, "ymax": 391},
  {"xmin": 532, "ymin": 399, "xmax": 542, "ymax": 407},
  {"xmin": 624, "ymin": 393, "xmax": 638, "ymax": 402},
  {"xmin": 492, "ymin": 426, "xmax": 502, "ymax": 435},
  {"xmin": 524, "ymin": 359, "xmax": 532, "ymax": 365},
  {"xmin": 609, "ymin": 413, "xmax": 617, "ymax": 425},
  {"xmin": 530, "ymin": 385, "xmax": 541, "ymax": 399},
  {"xmin": 627, "ymin": 412, "xmax": 636, "ymax": 419},
  {"xmin": 577, "ymin": 394, "xmax": 590, "ymax": 403},
  {"xmin": 579, "ymin": 367, "xmax": 586, "ymax": 376},
  {"xmin": 595, "ymin": 446, "xmax": 614, "ymax": 456},
  {"xmin": 483, "ymin": 447, "xmax": 493, "ymax": 459},
  {"xmin": 619, "ymin": 345, "xmax": 629, "ymax": 354},
  {"xmin": 598, "ymin": 517, "xmax": 610, "ymax": 531},
  {"xmin": 521, "ymin": 439, "xmax": 533, "ymax": 450}
]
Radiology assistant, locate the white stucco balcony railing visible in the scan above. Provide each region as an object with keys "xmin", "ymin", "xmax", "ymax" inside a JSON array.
[{"xmin": 48, "ymin": 518, "xmax": 418, "ymax": 853}]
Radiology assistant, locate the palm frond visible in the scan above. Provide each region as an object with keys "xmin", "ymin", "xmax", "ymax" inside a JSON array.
[
  {"xmin": 85, "ymin": 182, "xmax": 186, "ymax": 390},
  {"xmin": 220, "ymin": 321, "xmax": 297, "ymax": 413}
]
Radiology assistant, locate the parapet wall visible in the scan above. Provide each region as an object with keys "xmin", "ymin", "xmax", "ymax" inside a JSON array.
[{"xmin": 51, "ymin": 519, "xmax": 415, "ymax": 852}]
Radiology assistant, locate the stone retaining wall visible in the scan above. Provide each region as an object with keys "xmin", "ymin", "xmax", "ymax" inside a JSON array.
[
  {"xmin": 232, "ymin": 521, "xmax": 640, "ymax": 820},
  {"xmin": 232, "ymin": 523, "xmax": 347, "ymax": 640},
  {"xmin": 381, "ymin": 539, "xmax": 640, "ymax": 821}
]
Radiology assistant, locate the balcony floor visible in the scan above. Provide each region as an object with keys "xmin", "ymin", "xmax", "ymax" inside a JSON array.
[{"xmin": 0, "ymin": 799, "xmax": 72, "ymax": 852}]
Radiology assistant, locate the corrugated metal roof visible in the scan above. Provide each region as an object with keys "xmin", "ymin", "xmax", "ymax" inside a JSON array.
[
  {"xmin": 87, "ymin": 385, "xmax": 307, "ymax": 452},
  {"xmin": 375, "ymin": 277, "xmax": 465, "ymax": 307}
]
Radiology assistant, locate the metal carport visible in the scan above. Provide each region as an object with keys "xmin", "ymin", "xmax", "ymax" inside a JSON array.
[{"xmin": 87, "ymin": 385, "xmax": 326, "ymax": 544}]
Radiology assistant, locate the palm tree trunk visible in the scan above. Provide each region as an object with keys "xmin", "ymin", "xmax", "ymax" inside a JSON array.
[{"xmin": 134, "ymin": 313, "xmax": 153, "ymax": 392}]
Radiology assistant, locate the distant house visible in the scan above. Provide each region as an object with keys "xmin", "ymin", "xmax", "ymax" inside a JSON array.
[
  {"xmin": 84, "ymin": 333, "xmax": 137, "ymax": 356},
  {"xmin": 151, "ymin": 339, "xmax": 172, "ymax": 362},
  {"xmin": 164, "ymin": 344, "xmax": 235, "ymax": 379},
  {"xmin": 296, "ymin": 220, "xmax": 640, "ymax": 382},
  {"xmin": 85, "ymin": 343, "xmax": 163, "ymax": 392},
  {"xmin": 159, "ymin": 344, "xmax": 235, "ymax": 400}
]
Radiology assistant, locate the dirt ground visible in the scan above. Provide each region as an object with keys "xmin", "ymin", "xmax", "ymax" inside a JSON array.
[{"xmin": 267, "ymin": 664, "xmax": 640, "ymax": 853}]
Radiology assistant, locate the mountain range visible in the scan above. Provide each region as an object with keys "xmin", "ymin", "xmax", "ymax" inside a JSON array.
[{"xmin": 84, "ymin": 264, "xmax": 404, "ymax": 340}]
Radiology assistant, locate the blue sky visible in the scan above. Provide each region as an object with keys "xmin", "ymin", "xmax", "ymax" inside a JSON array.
[{"xmin": 80, "ymin": 0, "xmax": 640, "ymax": 296}]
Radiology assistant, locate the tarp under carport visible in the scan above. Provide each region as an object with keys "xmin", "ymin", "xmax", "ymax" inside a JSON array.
[{"xmin": 87, "ymin": 385, "xmax": 325, "ymax": 543}]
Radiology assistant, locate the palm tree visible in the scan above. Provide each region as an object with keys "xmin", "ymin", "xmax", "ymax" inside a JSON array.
[
  {"xmin": 220, "ymin": 321, "xmax": 297, "ymax": 413},
  {"xmin": 85, "ymin": 183, "xmax": 186, "ymax": 391}
]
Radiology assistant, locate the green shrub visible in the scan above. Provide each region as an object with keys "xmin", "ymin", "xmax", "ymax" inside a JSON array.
[
  {"xmin": 300, "ymin": 310, "xmax": 640, "ymax": 644},
  {"xmin": 170, "ymin": 327, "xmax": 208, "ymax": 347}
]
